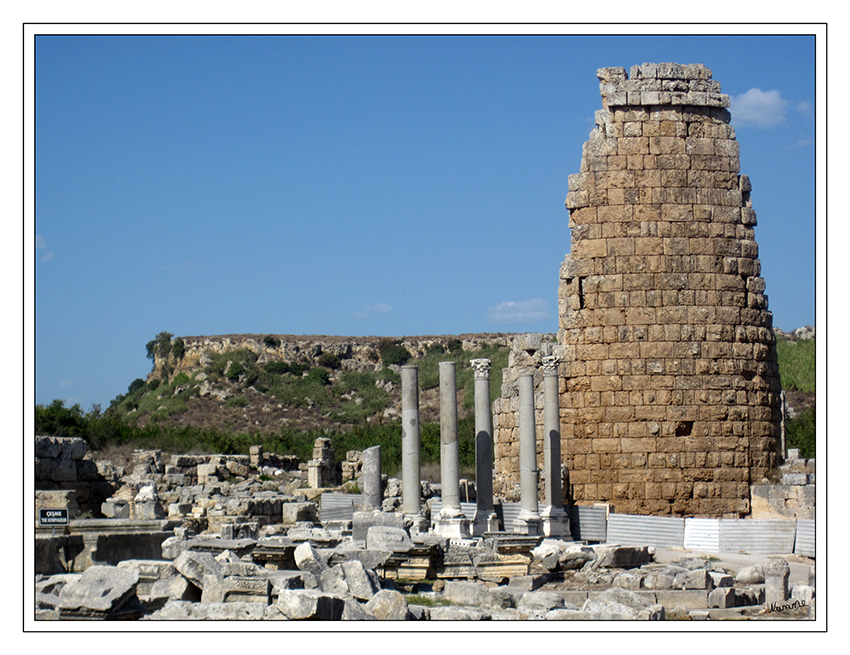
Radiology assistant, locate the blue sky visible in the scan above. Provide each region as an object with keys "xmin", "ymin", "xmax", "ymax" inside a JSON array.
[{"xmin": 32, "ymin": 32, "xmax": 819, "ymax": 410}]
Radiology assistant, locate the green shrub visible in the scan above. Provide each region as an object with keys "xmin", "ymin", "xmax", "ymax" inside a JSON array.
[
  {"xmin": 225, "ymin": 361, "xmax": 244, "ymax": 380},
  {"xmin": 172, "ymin": 337, "xmax": 185, "ymax": 360},
  {"xmin": 317, "ymin": 352, "xmax": 341, "ymax": 369},
  {"xmin": 264, "ymin": 361, "xmax": 308, "ymax": 376},
  {"xmin": 263, "ymin": 335, "xmax": 281, "ymax": 348},
  {"xmin": 307, "ymin": 367, "xmax": 331, "ymax": 385},
  {"xmin": 173, "ymin": 372, "xmax": 191, "ymax": 385},
  {"xmin": 381, "ymin": 344, "xmax": 412, "ymax": 367},
  {"xmin": 128, "ymin": 378, "xmax": 147, "ymax": 395},
  {"xmin": 226, "ymin": 396, "xmax": 248, "ymax": 408},
  {"xmin": 146, "ymin": 331, "xmax": 174, "ymax": 361},
  {"xmin": 786, "ymin": 406, "xmax": 815, "ymax": 458},
  {"xmin": 447, "ymin": 338, "xmax": 463, "ymax": 354},
  {"xmin": 776, "ymin": 337, "xmax": 816, "ymax": 393}
]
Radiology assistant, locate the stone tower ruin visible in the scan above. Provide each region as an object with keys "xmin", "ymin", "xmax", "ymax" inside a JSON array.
[{"xmin": 493, "ymin": 63, "xmax": 783, "ymax": 518}]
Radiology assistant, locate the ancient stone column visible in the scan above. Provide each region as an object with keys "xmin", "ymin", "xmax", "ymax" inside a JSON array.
[
  {"xmin": 513, "ymin": 373, "xmax": 542, "ymax": 535},
  {"xmin": 765, "ymin": 558, "xmax": 790, "ymax": 607},
  {"xmin": 434, "ymin": 361, "xmax": 471, "ymax": 537},
  {"xmin": 470, "ymin": 358, "xmax": 499, "ymax": 535},
  {"xmin": 540, "ymin": 356, "xmax": 571, "ymax": 537},
  {"xmin": 360, "ymin": 445, "xmax": 382, "ymax": 512},
  {"xmin": 400, "ymin": 365, "xmax": 426, "ymax": 531}
]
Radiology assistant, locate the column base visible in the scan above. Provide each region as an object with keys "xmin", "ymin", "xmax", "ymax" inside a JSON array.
[
  {"xmin": 404, "ymin": 514, "xmax": 429, "ymax": 535},
  {"xmin": 471, "ymin": 510, "xmax": 500, "ymax": 536},
  {"xmin": 540, "ymin": 506, "xmax": 572, "ymax": 538},
  {"xmin": 512, "ymin": 515, "xmax": 543, "ymax": 536},
  {"xmin": 433, "ymin": 515, "xmax": 471, "ymax": 539}
]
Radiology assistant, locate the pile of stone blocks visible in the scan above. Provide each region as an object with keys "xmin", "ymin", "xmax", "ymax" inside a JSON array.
[
  {"xmin": 340, "ymin": 450, "xmax": 363, "ymax": 483},
  {"xmin": 35, "ymin": 436, "xmax": 114, "ymax": 518},
  {"xmin": 307, "ymin": 438, "xmax": 337, "ymax": 489},
  {"xmin": 750, "ymin": 448, "xmax": 815, "ymax": 519}
]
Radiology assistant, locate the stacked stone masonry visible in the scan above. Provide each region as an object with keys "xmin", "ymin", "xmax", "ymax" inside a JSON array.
[{"xmin": 495, "ymin": 64, "xmax": 782, "ymax": 518}]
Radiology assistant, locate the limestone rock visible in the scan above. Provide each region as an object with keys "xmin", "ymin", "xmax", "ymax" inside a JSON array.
[
  {"xmin": 364, "ymin": 589, "xmax": 413, "ymax": 620},
  {"xmin": 56, "ymin": 565, "xmax": 141, "ymax": 618}
]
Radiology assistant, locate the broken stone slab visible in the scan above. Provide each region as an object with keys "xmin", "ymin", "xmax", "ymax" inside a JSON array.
[
  {"xmin": 672, "ymin": 568, "xmax": 711, "ymax": 590},
  {"xmin": 161, "ymin": 534, "xmax": 193, "ymax": 560},
  {"xmin": 352, "ymin": 510, "xmax": 404, "ymax": 541},
  {"xmin": 173, "ymin": 550, "xmax": 222, "ymax": 590},
  {"xmin": 56, "ymin": 565, "xmax": 141, "ymax": 619},
  {"xmin": 201, "ymin": 574, "xmax": 271, "ymax": 604},
  {"xmin": 517, "ymin": 590, "xmax": 569, "ymax": 612},
  {"xmin": 338, "ymin": 560, "xmax": 380, "ymax": 601},
  {"xmin": 708, "ymin": 587, "xmax": 736, "ymax": 608},
  {"xmin": 250, "ymin": 536, "xmax": 297, "ymax": 569},
  {"xmin": 294, "ymin": 541, "xmax": 330, "ymax": 576},
  {"xmin": 364, "ymin": 589, "xmax": 413, "ymax": 620},
  {"xmin": 581, "ymin": 586, "xmax": 662, "ymax": 620},
  {"xmin": 341, "ymin": 598, "xmax": 378, "ymax": 620},
  {"xmin": 594, "ymin": 544, "xmax": 653, "ymax": 569},
  {"xmin": 35, "ymin": 573, "xmax": 80, "ymax": 609},
  {"xmin": 507, "ymin": 574, "xmax": 548, "ymax": 592},
  {"xmin": 736, "ymin": 564, "xmax": 765, "ymax": 585},
  {"xmin": 443, "ymin": 580, "xmax": 492, "ymax": 606},
  {"xmin": 281, "ymin": 501, "xmax": 318, "ymax": 527},
  {"xmin": 708, "ymin": 571, "xmax": 735, "ymax": 588},
  {"xmin": 273, "ymin": 589, "xmax": 345, "ymax": 620},
  {"xmin": 330, "ymin": 542, "xmax": 393, "ymax": 571},
  {"xmin": 427, "ymin": 606, "xmax": 489, "ymax": 620},
  {"xmin": 558, "ymin": 546, "xmax": 596, "ymax": 570},
  {"xmin": 612, "ymin": 570, "xmax": 645, "ymax": 590},
  {"xmin": 366, "ymin": 525, "xmax": 414, "ymax": 553},
  {"xmin": 183, "ymin": 536, "xmax": 256, "ymax": 558},
  {"xmin": 116, "ymin": 559, "xmax": 178, "ymax": 596},
  {"xmin": 265, "ymin": 571, "xmax": 304, "ymax": 596},
  {"xmin": 147, "ymin": 574, "xmax": 200, "ymax": 604},
  {"xmin": 144, "ymin": 599, "xmax": 268, "ymax": 620}
]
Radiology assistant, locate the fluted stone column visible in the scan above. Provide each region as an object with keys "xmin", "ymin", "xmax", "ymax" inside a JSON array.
[
  {"xmin": 401, "ymin": 365, "xmax": 426, "ymax": 531},
  {"xmin": 434, "ymin": 361, "xmax": 471, "ymax": 537},
  {"xmin": 360, "ymin": 445, "xmax": 382, "ymax": 512},
  {"xmin": 540, "ymin": 356, "xmax": 571, "ymax": 537},
  {"xmin": 470, "ymin": 358, "xmax": 499, "ymax": 535},
  {"xmin": 513, "ymin": 373, "xmax": 542, "ymax": 535}
]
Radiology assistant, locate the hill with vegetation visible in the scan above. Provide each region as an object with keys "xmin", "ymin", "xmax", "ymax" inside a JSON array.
[{"xmin": 35, "ymin": 328, "xmax": 816, "ymax": 473}]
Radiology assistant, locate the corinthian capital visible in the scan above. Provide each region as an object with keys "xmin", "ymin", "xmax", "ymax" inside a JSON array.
[
  {"xmin": 469, "ymin": 358, "xmax": 491, "ymax": 379},
  {"xmin": 541, "ymin": 355, "xmax": 560, "ymax": 376}
]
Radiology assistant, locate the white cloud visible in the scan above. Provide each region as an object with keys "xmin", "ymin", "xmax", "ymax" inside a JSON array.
[
  {"xmin": 36, "ymin": 234, "xmax": 55, "ymax": 262},
  {"xmin": 354, "ymin": 302, "xmax": 392, "ymax": 319},
  {"xmin": 488, "ymin": 298, "xmax": 550, "ymax": 323},
  {"xmin": 730, "ymin": 88, "xmax": 788, "ymax": 128}
]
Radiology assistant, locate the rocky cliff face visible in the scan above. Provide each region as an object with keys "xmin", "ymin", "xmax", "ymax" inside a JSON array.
[
  {"xmin": 150, "ymin": 333, "xmax": 514, "ymax": 382},
  {"xmin": 123, "ymin": 333, "xmax": 515, "ymax": 435}
]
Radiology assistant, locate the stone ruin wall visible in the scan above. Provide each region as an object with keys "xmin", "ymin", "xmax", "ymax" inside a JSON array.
[{"xmin": 494, "ymin": 63, "xmax": 783, "ymax": 518}]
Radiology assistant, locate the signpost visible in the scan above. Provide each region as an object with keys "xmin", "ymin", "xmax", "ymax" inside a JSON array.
[{"xmin": 39, "ymin": 507, "xmax": 69, "ymax": 538}]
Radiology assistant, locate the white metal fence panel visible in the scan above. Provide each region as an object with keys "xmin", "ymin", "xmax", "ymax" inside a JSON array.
[
  {"xmin": 719, "ymin": 519, "xmax": 797, "ymax": 555},
  {"xmin": 607, "ymin": 514, "xmax": 685, "ymax": 548},
  {"xmin": 319, "ymin": 493, "xmax": 361, "ymax": 522},
  {"xmin": 683, "ymin": 518, "xmax": 721, "ymax": 552},
  {"xmin": 794, "ymin": 520, "xmax": 815, "ymax": 557},
  {"xmin": 428, "ymin": 500, "xmax": 478, "ymax": 521},
  {"xmin": 498, "ymin": 502, "xmax": 521, "ymax": 532},
  {"xmin": 570, "ymin": 505, "xmax": 607, "ymax": 542}
]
